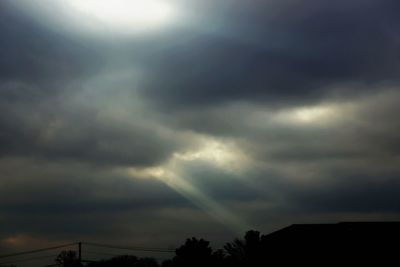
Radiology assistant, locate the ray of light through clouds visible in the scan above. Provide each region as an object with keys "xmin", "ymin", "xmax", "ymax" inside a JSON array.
[
  {"xmin": 1, "ymin": 0, "xmax": 400, "ymax": 255},
  {"xmin": 126, "ymin": 136, "xmax": 252, "ymax": 233}
]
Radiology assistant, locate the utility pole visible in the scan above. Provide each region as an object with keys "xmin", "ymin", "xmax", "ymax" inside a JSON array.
[{"xmin": 78, "ymin": 242, "xmax": 82, "ymax": 266}]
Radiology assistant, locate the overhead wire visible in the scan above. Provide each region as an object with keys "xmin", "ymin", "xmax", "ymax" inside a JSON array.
[
  {"xmin": 0, "ymin": 253, "xmax": 59, "ymax": 265},
  {"xmin": 0, "ymin": 243, "xmax": 78, "ymax": 259},
  {"xmin": 83, "ymin": 242, "xmax": 174, "ymax": 253},
  {"xmin": 0, "ymin": 241, "xmax": 175, "ymax": 266}
]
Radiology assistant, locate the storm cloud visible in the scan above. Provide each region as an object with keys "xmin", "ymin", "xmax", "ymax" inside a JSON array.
[
  {"xmin": 0, "ymin": 0, "xmax": 399, "ymax": 258},
  {"xmin": 140, "ymin": 0, "xmax": 400, "ymax": 108}
]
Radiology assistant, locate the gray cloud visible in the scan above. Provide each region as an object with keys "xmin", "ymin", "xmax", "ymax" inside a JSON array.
[
  {"xmin": 137, "ymin": 0, "xmax": 400, "ymax": 108},
  {"xmin": 0, "ymin": 0, "xmax": 400, "ymax": 255},
  {"xmin": 0, "ymin": 96, "xmax": 181, "ymax": 167},
  {"xmin": 0, "ymin": 3, "xmax": 104, "ymax": 88}
]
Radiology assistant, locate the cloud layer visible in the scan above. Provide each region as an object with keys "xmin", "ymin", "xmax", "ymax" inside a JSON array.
[{"xmin": 1, "ymin": 0, "xmax": 400, "ymax": 256}]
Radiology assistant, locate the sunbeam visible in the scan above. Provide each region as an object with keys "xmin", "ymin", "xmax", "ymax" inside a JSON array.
[{"xmin": 127, "ymin": 138, "xmax": 251, "ymax": 233}]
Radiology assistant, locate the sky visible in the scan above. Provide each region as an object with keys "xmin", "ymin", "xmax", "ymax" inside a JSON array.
[{"xmin": 1, "ymin": 0, "xmax": 400, "ymax": 255}]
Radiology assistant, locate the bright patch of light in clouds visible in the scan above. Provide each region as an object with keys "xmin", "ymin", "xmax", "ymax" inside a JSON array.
[
  {"xmin": 293, "ymin": 105, "xmax": 339, "ymax": 123},
  {"xmin": 67, "ymin": 0, "xmax": 176, "ymax": 31},
  {"xmin": 271, "ymin": 103, "xmax": 352, "ymax": 126},
  {"xmin": 10, "ymin": 0, "xmax": 179, "ymax": 36},
  {"xmin": 126, "ymin": 137, "xmax": 250, "ymax": 232},
  {"xmin": 127, "ymin": 137, "xmax": 248, "ymax": 180},
  {"xmin": 172, "ymin": 137, "xmax": 247, "ymax": 171}
]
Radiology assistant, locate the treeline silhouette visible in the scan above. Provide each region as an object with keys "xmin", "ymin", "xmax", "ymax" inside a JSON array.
[
  {"xmin": 52, "ymin": 222, "xmax": 400, "ymax": 267},
  {"xmin": 55, "ymin": 231, "xmax": 269, "ymax": 267},
  {"xmin": 2, "ymin": 222, "xmax": 398, "ymax": 266}
]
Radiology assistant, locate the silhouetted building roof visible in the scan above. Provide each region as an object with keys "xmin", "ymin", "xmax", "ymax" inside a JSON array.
[
  {"xmin": 262, "ymin": 222, "xmax": 400, "ymax": 265},
  {"xmin": 266, "ymin": 221, "xmax": 400, "ymax": 239}
]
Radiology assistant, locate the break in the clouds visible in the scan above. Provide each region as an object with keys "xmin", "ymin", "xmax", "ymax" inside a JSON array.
[{"xmin": 1, "ymin": 0, "xmax": 400, "ymax": 255}]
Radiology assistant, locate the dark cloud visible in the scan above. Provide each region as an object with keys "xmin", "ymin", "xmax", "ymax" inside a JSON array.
[
  {"xmin": 0, "ymin": 0, "xmax": 400, "ymax": 255},
  {"xmin": 0, "ymin": 158, "xmax": 193, "ymax": 242},
  {"xmin": 0, "ymin": 3, "xmax": 103, "ymax": 88},
  {"xmin": 157, "ymin": 88, "xmax": 400, "ymax": 218},
  {"xmin": 0, "ymin": 96, "xmax": 181, "ymax": 166},
  {"xmin": 285, "ymin": 171, "xmax": 400, "ymax": 213},
  {"xmin": 1, "ymin": 4, "xmax": 178, "ymax": 166},
  {"xmin": 140, "ymin": 0, "xmax": 400, "ymax": 108}
]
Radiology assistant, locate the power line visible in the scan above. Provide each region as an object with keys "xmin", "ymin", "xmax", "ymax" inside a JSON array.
[
  {"xmin": 0, "ymin": 253, "xmax": 58, "ymax": 265},
  {"xmin": 0, "ymin": 241, "xmax": 175, "ymax": 265},
  {"xmin": 84, "ymin": 250, "xmax": 122, "ymax": 257},
  {"xmin": 83, "ymin": 251, "xmax": 168, "ymax": 263},
  {"xmin": 0, "ymin": 243, "xmax": 78, "ymax": 259},
  {"xmin": 83, "ymin": 242, "xmax": 174, "ymax": 253}
]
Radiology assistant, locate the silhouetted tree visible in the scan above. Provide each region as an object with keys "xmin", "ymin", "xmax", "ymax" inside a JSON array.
[
  {"xmin": 243, "ymin": 230, "xmax": 264, "ymax": 266},
  {"xmin": 85, "ymin": 255, "xmax": 159, "ymax": 267},
  {"xmin": 55, "ymin": 250, "xmax": 81, "ymax": 267},
  {"xmin": 212, "ymin": 249, "xmax": 228, "ymax": 267},
  {"xmin": 135, "ymin": 257, "xmax": 159, "ymax": 267},
  {"xmin": 224, "ymin": 237, "xmax": 245, "ymax": 266},
  {"xmin": 224, "ymin": 230, "xmax": 265, "ymax": 266},
  {"xmin": 160, "ymin": 259, "xmax": 173, "ymax": 267},
  {"xmin": 102, "ymin": 255, "xmax": 138, "ymax": 267},
  {"xmin": 172, "ymin": 237, "xmax": 213, "ymax": 267}
]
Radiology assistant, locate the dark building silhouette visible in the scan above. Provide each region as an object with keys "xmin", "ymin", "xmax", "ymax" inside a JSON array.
[{"xmin": 261, "ymin": 222, "xmax": 400, "ymax": 266}]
